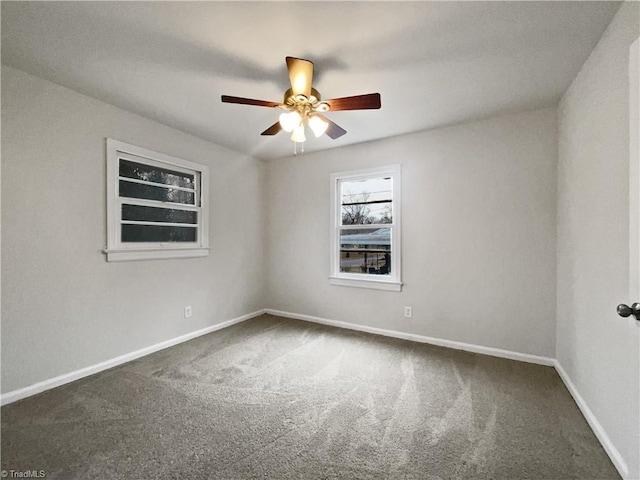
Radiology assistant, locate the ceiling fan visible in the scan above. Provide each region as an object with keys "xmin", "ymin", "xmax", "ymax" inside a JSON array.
[{"xmin": 221, "ymin": 56, "xmax": 381, "ymax": 144}]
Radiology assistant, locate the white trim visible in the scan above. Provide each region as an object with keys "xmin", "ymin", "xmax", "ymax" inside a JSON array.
[
  {"xmin": 119, "ymin": 198, "xmax": 200, "ymax": 211},
  {"xmin": 121, "ymin": 221, "xmax": 198, "ymax": 228},
  {"xmin": 630, "ymin": 38, "xmax": 640, "ymax": 480},
  {"xmin": 329, "ymin": 276, "xmax": 403, "ymax": 292},
  {"xmin": 630, "ymin": 38, "xmax": 640, "ymax": 303},
  {"xmin": 267, "ymin": 304, "xmax": 625, "ymax": 478},
  {"xmin": 109, "ymin": 140, "xmax": 207, "ymax": 173},
  {"xmin": 105, "ymin": 139, "xmax": 210, "ymax": 261},
  {"xmin": 103, "ymin": 247, "xmax": 209, "ymax": 262},
  {"xmin": 3, "ymin": 305, "xmax": 627, "ymax": 479},
  {"xmin": 553, "ymin": 360, "xmax": 629, "ymax": 478},
  {"xmin": 330, "ymin": 164, "xmax": 402, "ymax": 290},
  {"xmin": 264, "ymin": 309, "xmax": 554, "ymax": 366},
  {"xmin": 118, "ymin": 176, "xmax": 197, "ymax": 195},
  {"xmin": 0, "ymin": 310, "xmax": 266, "ymax": 406}
]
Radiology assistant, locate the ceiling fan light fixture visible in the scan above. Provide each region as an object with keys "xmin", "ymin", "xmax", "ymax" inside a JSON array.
[
  {"xmin": 308, "ymin": 115, "xmax": 329, "ymax": 138},
  {"xmin": 279, "ymin": 110, "xmax": 302, "ymax": 132},
  {"xmin": 294, "ymin": 94, "xmax": 308, "ymax": 103},
  {"xmin": 222, "ymin": 56, "xmax": 380, "ymax": 147},
  {"xmin": 291, "ymin": 124, "xmax": 306, "ymax": 143}
]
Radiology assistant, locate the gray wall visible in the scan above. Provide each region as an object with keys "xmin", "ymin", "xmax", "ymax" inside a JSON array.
[
  {"xmin": 1, "ymin": 66, "xmax": 266, "ymax": 393},
  {"xmin": 266, "ymin": 107, "xmax": 558, "ymax": 358},
  {"xmin": 557, "ymin": 3, "xmax": 640, "ymax": 478}
]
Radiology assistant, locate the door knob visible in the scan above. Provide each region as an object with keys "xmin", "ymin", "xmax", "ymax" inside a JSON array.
[{"xmin": 617, "ymin": 302, "xmax": 640, "ymax": 320}]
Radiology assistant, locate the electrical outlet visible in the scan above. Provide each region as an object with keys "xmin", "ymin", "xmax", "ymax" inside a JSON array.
[
  {"xmin": 404, "ymin": 306, "xmax": 413, "ymax": 318},
  {"xmin": 184, "ymin": 306, "xmax": 192, "ymax": 319}
]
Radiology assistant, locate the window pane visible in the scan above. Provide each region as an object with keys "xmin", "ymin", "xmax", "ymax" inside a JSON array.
[
  {"xmin": 340, "ymin": 228, "xmax": 391, "ymax": 275},
  {"xmin": 341, "ymin": 201, "xmax": 392, "ymax": 225},
  {"xmin": 119, "ymin": 180, "xmax": 195, "ymax": 205},
  {"xmin": 121, "ymin": 224, "xmax": 197, "ymax": 243},
  {"xmin": 119, "ymin": 159, "xmax": 194, "ymax": 189},
  {"xmin": 122, "ymin": 204, "xmax": 197, "ymax": 224},
  {"xmin": 341, "ymin": 177, "xmax": 392, "ymax": 225}
]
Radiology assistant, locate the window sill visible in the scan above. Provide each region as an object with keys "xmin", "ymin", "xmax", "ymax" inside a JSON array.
[
  {"xmin": 103, "ymin": 247, "xmax": 209, "ymax": 262},
  {"xmin": 329, "ymin": 276, "xmax": 403, "ymax": 292}
]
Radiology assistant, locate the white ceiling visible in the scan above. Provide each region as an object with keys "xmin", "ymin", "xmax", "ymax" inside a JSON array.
[{"xmin": 2, "ymin": 1, "xmax": 621, "ymax": 160}]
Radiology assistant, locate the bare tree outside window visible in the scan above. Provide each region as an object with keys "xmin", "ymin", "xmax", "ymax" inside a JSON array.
[{"xmin": 331, "ymin": 166, "xmax": 401, "ymax": 290}]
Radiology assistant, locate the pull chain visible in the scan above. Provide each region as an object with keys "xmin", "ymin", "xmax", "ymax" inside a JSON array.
[{"xmin": 293, "ymin": 141, "xmax": 305, "ymax": 156}]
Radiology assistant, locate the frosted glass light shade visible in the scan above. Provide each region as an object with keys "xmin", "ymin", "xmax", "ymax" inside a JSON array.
[
  {"xmin": 279, "ymin": 111, "xmax": 302, "ymax": 132},
  {"xmin": 291, "ymin": 124, "xmax": 306, "ymax": 143},
  {"xmin": 308, "ymin": 116, "xmax": 329, "ymax": 138}
]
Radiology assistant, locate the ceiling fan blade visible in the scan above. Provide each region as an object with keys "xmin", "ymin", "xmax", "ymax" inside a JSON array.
[
  {"xmin": 261, "ymin": 122, "xmax": 282, "ymax": 136},
  {"xmin": 221, "ymin": 95, "xmax": 280, "ymax": 108},
  {"xmin": 286, "ymin": 57, "xmax": 313, "ymax": 98},
  {"xmin": 316, "ymin": 114, "xmax": 347, "ymax": 140},
  {"xmin": 325, "ymin": 93, "xmax": 381, "ymax": 111}
]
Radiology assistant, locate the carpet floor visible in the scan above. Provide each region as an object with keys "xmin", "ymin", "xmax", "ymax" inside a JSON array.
[{"xmin": 1, "ymin": 314, "xmax": 620, "ymax": 479}]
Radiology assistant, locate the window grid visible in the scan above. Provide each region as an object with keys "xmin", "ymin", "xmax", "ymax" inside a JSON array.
[
  {"xmin": 330, "ymin": 166, "xmax": 402, "ymax": 291},
  {"xmin": 116, "ymin": 156, "xmax": 201, "ymax": 245},
  {"xmin": 104, "ymin": 139, "xmax": 209, "ymax": 262}
]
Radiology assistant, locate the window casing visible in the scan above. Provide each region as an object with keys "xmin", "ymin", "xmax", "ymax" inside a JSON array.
[
  {"xmin": 104, "ymin": 139, "xmax": 209, "ymax": 262},
  {"xmin": 330, "ymin": 165, "xmax": 402, "ymax": 291}
]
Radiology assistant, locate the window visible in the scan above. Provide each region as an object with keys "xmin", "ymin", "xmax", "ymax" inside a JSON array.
[
  {"xmin": 330, "ymin": 165, "xmax": 402, "ymax": 291},
  {"xmin": 104, "ymin": 139, "xmax": 209, "ymax": 262}
]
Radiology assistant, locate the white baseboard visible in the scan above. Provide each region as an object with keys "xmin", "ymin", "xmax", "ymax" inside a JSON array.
[
  {"xmin": 266, "ymin": 309, "xmax": 630, "ymax": 477},
  {"xmin": 0, "ymin": 309, "xmax": 266, "ymax": 406},
  {"xmin": 553, "ymin": 360, "xmax": 629, "ymax": 478},
  {"xmin": 3, "ymin": 307, "xmax": 629, "ymax": 480},
  {"xmin": 264, "ymin": 309, "xmax": 555, "ymax": 366}
]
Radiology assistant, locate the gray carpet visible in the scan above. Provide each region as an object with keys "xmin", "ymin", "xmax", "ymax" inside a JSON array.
[{"xmin": 1, "ymin": 314, "xmax": 620, "ymax": 479}]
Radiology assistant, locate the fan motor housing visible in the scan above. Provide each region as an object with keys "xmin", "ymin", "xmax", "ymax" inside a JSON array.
[{"xmin": 283, "ymin": 87, "xmax": 322, "ymax": 105}]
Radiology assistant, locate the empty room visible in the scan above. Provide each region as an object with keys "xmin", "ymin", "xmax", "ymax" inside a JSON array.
[{"xmin": 2, "ymin": 1, "xmax": 639, "ymax": 479}]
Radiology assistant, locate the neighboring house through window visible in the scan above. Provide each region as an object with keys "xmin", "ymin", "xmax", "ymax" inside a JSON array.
[
  {"xmin": 330, "ymin": 165, "xmax": 402, "ymax": 291},
  {"xmin": 104, "ymin": 139, "xmax": 209, "ymax": 262}
]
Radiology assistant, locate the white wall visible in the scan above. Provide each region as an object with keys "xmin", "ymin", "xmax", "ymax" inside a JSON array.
[
  {"xmin": 266, "ymin": 107, "xmax": 558, "ymax": 358},
  {"xmin": 1, "ymin": 66, "xmax": 266, "ymax": 394},
  {"xmin": 557, "ymin": 3, "xmax": 639, "ymax": 478}
]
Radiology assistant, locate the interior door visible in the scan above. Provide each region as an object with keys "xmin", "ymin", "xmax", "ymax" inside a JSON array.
[
  {"xmin": 629, "ymin": 37, "xmax": 639, "ymax": 480},
  {"xmin": 617, "ymin": 37, "xmax": 640, "ymax": 480}
]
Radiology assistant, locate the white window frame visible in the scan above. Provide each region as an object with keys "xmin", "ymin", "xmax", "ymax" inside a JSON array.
[
  {"xmin": 104, "ymin": 139, "xmax": 209, "ymax": 262},
  {"xmin": 330, "ymin": 165, "xmax": 402, "ymax": 292}
]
